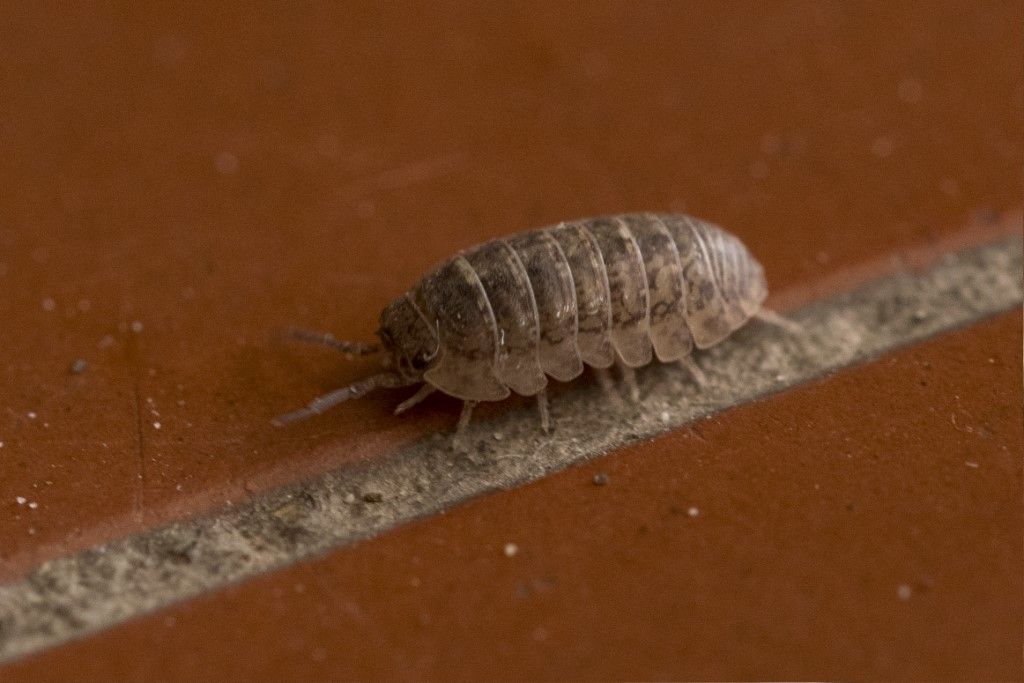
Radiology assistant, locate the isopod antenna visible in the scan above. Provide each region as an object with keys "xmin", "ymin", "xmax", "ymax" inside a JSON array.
[
  {"xmin": 280, "ymin": 327, "xmax": 381, "ymax": 356},
  {"xmin": 271, "ymin": 372, "xmax": 407, "ymax": 427}
]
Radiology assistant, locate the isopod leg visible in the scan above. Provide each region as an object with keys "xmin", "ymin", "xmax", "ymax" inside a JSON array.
[
  {"xmin": 616, "ymin": 359, "xmax": 641, "ymax": 402},
  {"xmin": 755, "ymin": 308, "xmax": 803, "ymax": 335},
  {"xmin": 595, "ymin": 367, "xmax": 626, "ymax": 408},
  {"xmin": 536, "ymin": 387, "xmax": 551, "ymax": 434},
  {"xmin": 678, "ymin": 355, "xmax": 708, "ymax": 387},
  {"xmin": 452, "ymin": 400, "xmax": 478, "ymax": 451},
  {"xmin": 394, "ymin": 384, "xmax": 437, "ymax": 415}
]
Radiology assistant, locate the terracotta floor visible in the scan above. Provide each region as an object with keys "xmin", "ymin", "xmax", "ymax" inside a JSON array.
[
  {"xmin": 5, "ymin": 312, "xmax": 1022, "ymax": 681},
  {"xmin": 1, "ymin": 1, "xmax": 1021, "ymax": 680}
]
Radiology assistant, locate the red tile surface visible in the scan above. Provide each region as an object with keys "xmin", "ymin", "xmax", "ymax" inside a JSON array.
[
  {"xmin": 6, "ymin": 312, "xmax": 1020, "ymax": 681},
  {"xmin": 1, "ymin": 1, "xmax": 1021, "ymax": 581}
]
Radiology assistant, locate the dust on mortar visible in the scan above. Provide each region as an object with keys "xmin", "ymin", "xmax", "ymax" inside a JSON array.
[{"xmin": 3, "ymin": 238, "xmax": 1018, "ymax": 662}]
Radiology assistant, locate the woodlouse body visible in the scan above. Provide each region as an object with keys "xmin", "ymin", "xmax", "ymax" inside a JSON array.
[{"xmin": 275, "ymin": 213, "xmax": 789, "ymax": 444}]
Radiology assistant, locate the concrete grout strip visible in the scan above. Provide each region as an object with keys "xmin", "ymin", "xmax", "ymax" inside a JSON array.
[{"xmin": 1, "ymin": 236, "xmax": 1021, "ymax": 665}]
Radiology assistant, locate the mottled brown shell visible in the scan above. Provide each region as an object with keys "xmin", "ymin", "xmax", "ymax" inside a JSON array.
[{"xmin": 387, "ymin": 213, "xmax": 768, "ymax": 402}]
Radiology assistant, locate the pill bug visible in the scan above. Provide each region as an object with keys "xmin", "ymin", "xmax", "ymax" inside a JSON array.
[{"xmin": 274, "ymin": 212, "xmax": 797, "ymax": 447}]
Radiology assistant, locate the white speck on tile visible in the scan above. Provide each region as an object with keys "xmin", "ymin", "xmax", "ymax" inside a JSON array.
[
  {"xmin": 153, "ymin": 421, "xmax": 162, "ymax": 430},
  {"xmin": 130, "ymin": 320, "xmax": 144, "ymax": 333},
  {"xmin": 153, "ymin": 33, "xmax": 188, "ymax": 66},
  {"xmin": 27, "ymin": 527, "xmax": 36, "ymax": 535},
  {"xmin": 315, "ymin": 134, "xmax": 340, "ymax": 158},
  {"xmin": 28, "ymin": 501, "xmax": 38, "ymax": 509},
  {"xmin": 41, "ymin": 297, "xmax": 56, "ymax": 312},
  {"xmin": 687, "ymin": 506, "xmax": 700, "ymax": 517},
  {"xmin": 748, "ymin": 159, "xmax": 769, "ymax": 179},
  {"xmin": 15, "ymin": 496, "xmax": 26, "ymax": 505},
  {"xmin": 965, "ymin": 461, "xmax": 979, "ymax": 468},
  {"xmin": 897, "ymin": 78, "xmax": 923, "ymax": 104},
  {"xmin": 215, "ymin": 151, "xmax": 239, "ymax": 175},
  {"xmin": 871, "ymin": 137, "xmax": 893, "ymax": 158},
  {"xmin": 897, "ymin": 584, "xmax": 912, "ymax": 601},
  {"xmin": 27, "ymin": 412, "xmax": 37, "ymax": 420},
  {"xmin": 357, "ymin": 200, "xmax": 376, "ymax": 220},
  {"xmin": 760, "ymin": 133, "xmax": 782, "ymax": 156},
  {"xmin": 175, "ymin": 484, "xmax": 183, "ymax": 491},
  {"xmin": 0, "ymin": 441, "xmax": 4, "ymax": 448},
  {"xmin": 504, "ymin": 543, "xmax": 519, "ymax": 557}
]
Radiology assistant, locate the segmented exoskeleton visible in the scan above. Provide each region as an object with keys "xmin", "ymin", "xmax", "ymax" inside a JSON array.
[{"xmin": 274, "ymin": 213, "xmax": 797, "ymax": 447}]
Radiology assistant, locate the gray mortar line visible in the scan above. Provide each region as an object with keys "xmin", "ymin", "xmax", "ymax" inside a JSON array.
[{"xmin": 0, "ymin": 236, "xmax": 1021, "ymax": 665}]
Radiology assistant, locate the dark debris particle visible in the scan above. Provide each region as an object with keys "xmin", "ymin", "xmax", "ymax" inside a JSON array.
[
  {"xmin": 592, "ymin": 473, "xmax": 609, "ymax": 486},
  {"xmin": 68, "ymin": 359, "xmax": 88, "ymax": 375},
  {"xmin": 361, "ymin": 492, "xmax": 384, "ymax": 503}
]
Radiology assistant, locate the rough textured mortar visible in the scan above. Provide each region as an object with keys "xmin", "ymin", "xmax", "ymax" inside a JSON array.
[{"xmin": 0, "ymin": 236, "xmax": 1020, "ymax": 664}]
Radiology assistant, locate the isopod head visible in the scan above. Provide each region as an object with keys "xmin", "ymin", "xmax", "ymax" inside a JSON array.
[{"xmin": 376, "ymin": 293, "xmax": 439, "ymax": 382}]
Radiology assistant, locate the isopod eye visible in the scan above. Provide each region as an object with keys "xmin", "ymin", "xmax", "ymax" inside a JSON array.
[{"xmin": 411, "ymin": 355, "xmax": 430, "ymax": 371}]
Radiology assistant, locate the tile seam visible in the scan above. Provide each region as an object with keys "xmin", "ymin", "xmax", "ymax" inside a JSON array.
[{"xmin": 0, "ymin": 235, "xmax": 1020, "ymax": 665}]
